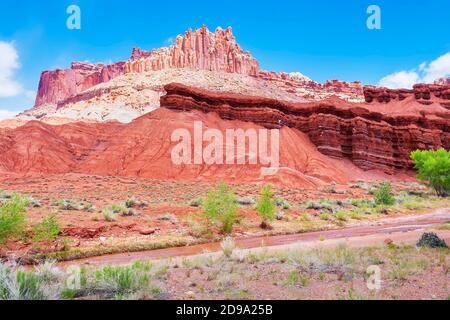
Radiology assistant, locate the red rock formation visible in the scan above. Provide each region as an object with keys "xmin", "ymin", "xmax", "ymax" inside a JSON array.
[
  {"xmin": 35, "ymin": 61, "xmax": 126, "ymax": 106},
  {"xmin": 33, "ymin": 26, "xmax": 260, "ymax": 108},
  {"xmin": 435, "ymin": 77, "xmax": 450, "ymax": 85},
  {"xmin": 3, "ymin": 83, "xmax": 448, "ymax": 186},
  {"xmin": 258, "ymin": 71, "xmax": 364, "ymax": 101},
  {"xmin": 364, "ymin": 84, "xmax": 450, "ymax": 104},
  {"xmin": 161, "ymin": 83, "xmax": 450, "ymax": 173},
  {"xmin": 323, "ymin": 80, "xmax": 363, "ymax": 95},
  {"xmin": 125, "ymin": 25, "xmax": 259, "ymax": 76}
]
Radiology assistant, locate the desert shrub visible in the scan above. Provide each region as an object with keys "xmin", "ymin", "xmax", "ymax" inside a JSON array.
[
  {"xmin": 33, "ymin": 214, "xmax": 61, "ymax": 242},
  {"xmin": 319, "ymin": 212, "xmax": 330, "ymax": 221},
  {"xmin": 236, "ymin": 196, "xmax": 256, "ymax": 206},
  {"xmin": 157, "ymin": 214, "xmax": 178, "ymax": 223},
  {"xmin": 27, "ymin": 197, "xmax": 41, "ymax": 208},
  {"xmin": 350, "ymin": 198, "xmax": 374, "ymax": 208},
  {"xmin": 256, "ymin": 185, "xmax": 276, "ymax": 228},
  {"xmin": 14, "ymin": 270, "xmax": 46, "ymax": 300},
  {"xmin": 54, "ymin": 199, "xmax": 81, "ymax": 211},
  {"xmin": 298, "ymin": 213, "xmax": 312, "ymax": 222},
  {"xmin": 93, "ymin": 264, "xmax": 152, "ymax": 298},
  {"xmin": 220, "ymin": 237, "xmax": 236, "ymax": 258},
  {"xmin": 202, "ymin": 182, "xmax": 238, "ymax": 234},
  {"xmin": 410, "ymin": 149, "xmax": 450, "ymax": 197},
  {"xmin": 33, "ymin": 260, "xmax": 62, "ymax": 283},
  {"xmin": 348, "ymin": 210, "xmax": 362, "ymax": 220},
  {"xmin": 111, "ymin": 204, "xmax": 128, "ymax": 215},
  {"xmin": 0, "ymin": 265, "xmax": 48, "ymax": 300},
  {"xmin": 82, "ymin": 202, "xmax": 96, "ymax": 213},
  {"xmin": 284, "ymin": 271, "xmax": 309, "ymax": 287},
  {"xmin": 125, "ymin": 197, "xmax": 137, "ymax": 208},
  {"xmin": 185, "ymin": 215, "xmax": 211, "ymax": 238},
  {"xmin": 103, "ymin": 208, "xmax": 117, "ymax": 222},
  {"xmin": 303, "ymin": 198, "xmax": 340, "ymax": 212},
  {"xmin": 335, "ymin": 210, "xmax": 348, "ymax": 221},
  {"xmin": 374, "ymin": 182, "xmax": 396, "ymax": 206},
  {"xmin": 416, "ymin": 232, "xmax": 448, "ymax": 248},
  {"xmin": 0, "ymin": 195, "xmax": 28, "ymax": 244}
]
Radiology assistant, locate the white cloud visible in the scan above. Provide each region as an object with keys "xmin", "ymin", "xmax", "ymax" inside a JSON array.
[
  {"xmin": 379, "ymin": 52, "xmax": 450, "ymax": 89},
  {"xmin": 422, "ymin": 52, "xmax": 450, "ymax": 83},
  {"xmin": 379, "ymin": 71, "xmax": 420, "ymax": 89},
  {"xmin": 0, "ymin": 41, "xmax": 23, "ymax": 97},
  {"xmin": 0, "ymin": 109, "xmax": 17, "ymax": 120}
]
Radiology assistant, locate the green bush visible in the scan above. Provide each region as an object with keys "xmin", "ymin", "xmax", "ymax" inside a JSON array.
[
  {"xmin": 319, "ymin": 212, "xmax": 330, "ymax": 221},
  {"xmin": 256, "ymin": 185, "xmax": 276, "ymax": 228},
  {"xmin": 103, "ymin": 208, "xmax": 117, "ymax": 222},
  {"xmin": 125, "ymin": 197, "xmax": 137, "ymax": 208},
  {"xmin": 202, "ymin": 182, "xmax": 238, "ymax": 234},
  {"xmin": 0, "ymin": 265, "xmax": 47, "ymax": 300},
  {"xmin": 410, "ymin": 149, "xmax": 450, "ymax": 197},
  {"xmin": 374, "ymin": 182, "xmax": 396, "ymax": 206},
  {"xmin": 0, "ymin": 195, "xmax": 28, "ymax": 244},
  {"xmin": 33, "ymin": 214, "xmax": 61, "ymax": 242},
  {"xmin": 416, "ymin": 232, "xmax": 448, "ymax": 248}
]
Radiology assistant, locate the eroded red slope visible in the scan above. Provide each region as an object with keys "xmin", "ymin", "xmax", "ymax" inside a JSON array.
[{"xmin": 0, "ymin": 108, "xmax": 382, "ymax": 187}]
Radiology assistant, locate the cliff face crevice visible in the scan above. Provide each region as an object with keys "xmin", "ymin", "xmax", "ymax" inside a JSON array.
[{"xmin": 161, "ymin": 83, "xmax": 450, "ymax": 173}]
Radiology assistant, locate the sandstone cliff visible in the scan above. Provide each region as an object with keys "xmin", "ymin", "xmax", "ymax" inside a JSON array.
[
  {"xmin": 35, "ymin": 61, "xmax": 126, "ymax": 106},
  {"xmin": 125, "ymin": 25, "xmax": 259, "ymax": 76},
  {"xmin": 161, "ymin": 83, "xmax": 450, "ymax": 173}
]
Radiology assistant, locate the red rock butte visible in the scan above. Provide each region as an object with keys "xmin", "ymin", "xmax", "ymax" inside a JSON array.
[{"xmin": 34, "ymin": 25, "xmax": 259, "ymax": 107}]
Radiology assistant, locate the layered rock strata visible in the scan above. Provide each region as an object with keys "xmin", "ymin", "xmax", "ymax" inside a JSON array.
[{"xmin": 161, "ymin": 83, "xmax": 450, "ymax": 172}]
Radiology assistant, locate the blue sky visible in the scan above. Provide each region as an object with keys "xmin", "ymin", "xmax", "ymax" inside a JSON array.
[{"xmin": 0, "ymin": 0, "xmax": 449, "ymax": 115}]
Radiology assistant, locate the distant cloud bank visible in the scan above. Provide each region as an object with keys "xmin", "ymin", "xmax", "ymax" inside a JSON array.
[{"xmin": 379, "ymin": 52, "xmax": 450, "ymax": 89}]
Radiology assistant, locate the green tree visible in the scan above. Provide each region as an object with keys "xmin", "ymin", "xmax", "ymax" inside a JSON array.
[
  {"xmin": 202, "ymin": 182, "xmax": 238, "ymax": 234},
  {"xmin": 0, "ymin": 195, "xmax": 28, "ymax": 244},
  {"xmin": 410, "ymin": 148, "xmax": 450, "ymax": 197},
  {"xmin": 256, "ymin": 185, "xmax": 276, "ymax": 228}
]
